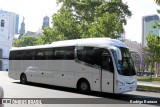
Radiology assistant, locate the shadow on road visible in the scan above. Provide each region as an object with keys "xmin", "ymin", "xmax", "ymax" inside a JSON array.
[{"xmin": 13, "ymin": 82, "xmax": 160, "ymax": 105}]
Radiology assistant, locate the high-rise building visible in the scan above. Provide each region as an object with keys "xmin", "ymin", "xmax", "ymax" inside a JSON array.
[
  {"xmin": 15, "ymin": 14, "xmax": 19, "ymax": 34},
  {"xmin": 0, "ymin": 10, "xmax": 18, "ymax": 71},
  {"xmin": 142, "ymin": 14, "xmax": 160, "ymax": 46},
  {"xmin": 42, "ymin": 15, "xmax": 49, "ymax": 29}
]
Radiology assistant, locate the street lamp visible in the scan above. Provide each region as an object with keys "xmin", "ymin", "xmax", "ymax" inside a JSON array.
[{"xmin": 114, "ymin": 31, "xmax": 119, "ymax": 39}]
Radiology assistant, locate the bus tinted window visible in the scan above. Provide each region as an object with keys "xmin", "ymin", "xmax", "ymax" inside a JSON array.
[
  {"xmin": 23, "ymin": 50, "xmax": 35, "ymax": 60},
  {"xmin": 77, "ymin": 46, "xmax": 110, "ymax": 66},
  {"xmin": 14, "ymin": 51, "xmax": 23, "ymax": 60},
  {"xmin": 35, "ymin": 49, "xmax": 47, "ymax": 60},
  {"xmin": 54, "ymin": 46, "xmax": 74, "ymax": 60},
  {"xmin": 45, "ymin": 48, "xmax": 54, "ymax": 60},
  {"xmin": 9, "ymin": 51, "xmax": 15, "ymax": 60},
  {"xmin": 102, "ymin": 56, "xmax": 114, "ymax": 72},
  {"xmin": 10, "ymin": 47, "xmax": 74, "ymax": 60}
]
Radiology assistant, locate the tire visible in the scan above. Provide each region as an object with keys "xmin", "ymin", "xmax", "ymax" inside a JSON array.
[
  {"xmin": 78, "ymin": 80, "xmax": 90, "ymax": 93},
  {"xmin": 20, "ymin": 74, "xmax": 27, "ymax": 84}
]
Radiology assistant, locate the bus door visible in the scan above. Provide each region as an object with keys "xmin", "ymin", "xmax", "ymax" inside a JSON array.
[{"xmin": 101, "ymin": 54, "xmax": 114, "ymax": 93}]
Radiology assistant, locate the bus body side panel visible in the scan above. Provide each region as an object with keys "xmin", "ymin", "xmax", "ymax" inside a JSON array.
[
  {"xmin": 45, "ymin": 60, "xmax": 100, "ymax": 90},
  {"xmin": 45, "ymin": 60, "xmax": 75, "ymax": 88},
  {"xmin": 92, "ymin": 73, "xmax": 101, "ymax": 91},
  {"xmin": 23, "ymin": 60, "xmax": 75, "ymax": 88},
  {"xmin": 74, "ymin": 63, "xmax": 101, "ymax": 92},
  {"xmin": 9, "ymin": 60, "xmax": 23, "ymax": 80},
  {"xmin": 102, "ymin": 71, "xmax": 113, "ymax": 93},
  {"xmin": 44, "ymin": 60, "xmax": 101, "ymax": 91}
]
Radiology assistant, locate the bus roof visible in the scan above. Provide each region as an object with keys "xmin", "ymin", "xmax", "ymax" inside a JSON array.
[{"xmin": 11, "ymin": 38, "xmax": 127, "ymax": 51}]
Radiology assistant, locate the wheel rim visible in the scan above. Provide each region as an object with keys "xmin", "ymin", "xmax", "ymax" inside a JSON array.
[
  {"xmin": 81, "ymin": 82, "xmax": 87, "ymax": 91},
  {"xmin": 21, "ymin": 75, "xmax": 26, "ymax": 84}
]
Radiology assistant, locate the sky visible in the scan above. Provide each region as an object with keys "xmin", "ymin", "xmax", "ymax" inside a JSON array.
[
  {"xmin": 123, "ymin": 0, "xmax": 159, "ymax": 43},
  {"xmin": 0, "ymin": 0, "xmax": 159, "ymax": 43},
  {"xmin": 0, "ymin": 0, "xmax": 58, "ymax": 31}
]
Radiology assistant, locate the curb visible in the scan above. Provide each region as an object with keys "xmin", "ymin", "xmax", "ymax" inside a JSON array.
[
  {"xmin": 137, "ymin": 89, "xmax": 160, "ymax": 93},
  {"xmin": 137, "ymin": 85, "xmax": 160, "ymax": 93}
]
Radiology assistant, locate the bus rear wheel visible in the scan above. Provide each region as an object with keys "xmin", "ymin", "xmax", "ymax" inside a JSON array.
[
  {"xmin": 20, "ymin": 74, "xmax": 27, "ymax": 84},
  {"xmin": 78, "ymin": 80, "xmax": 90, "ymax": 93}
]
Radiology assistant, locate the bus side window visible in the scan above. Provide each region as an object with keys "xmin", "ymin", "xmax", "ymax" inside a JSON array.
[
  {"xmin": 23, "ymin": 50, "xmax": 35, "ymax": 60},
  {"xmin": 102, "ymin": 56, "xmax": 114, "ymax": 72},
  {"xmin": 77, "ymin": 47, "xmax": 110, "ymax": 67},
  {"xmin": 45, "ymin": 49, "xmax": 54, "ymax": 60},
  {"xmin": 35, "ymin": 49, "xmax": 46, "ymax": 60},
  {"xmin": 16, "ymin": 51, "xmax": 23, "ymax": 60},
  {"xmin": 9, "ymin": 51, "xmax": 16, "ymax": 60},
  {"xmin": 54, "ymin": 47, "xmax": 74, "ymax": 60}
]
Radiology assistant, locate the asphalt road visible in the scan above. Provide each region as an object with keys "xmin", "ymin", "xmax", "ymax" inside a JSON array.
[{"xmin": 0, "ymin": 71, "xmax": 160, "ymax": 107}]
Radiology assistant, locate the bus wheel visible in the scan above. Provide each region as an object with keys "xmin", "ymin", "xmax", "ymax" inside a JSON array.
[
  {"xmin": 78, "ymin": 80, "xmax": 90, "ymax": 93},
  {"xmin": 20, "ymin": 74, "xmax": 27, "ymax": 84}
]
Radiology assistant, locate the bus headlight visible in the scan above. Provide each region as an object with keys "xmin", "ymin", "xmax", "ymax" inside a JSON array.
[{"xmin": 116, "ymin": 80, "xmax": 125, "ymax": 86}]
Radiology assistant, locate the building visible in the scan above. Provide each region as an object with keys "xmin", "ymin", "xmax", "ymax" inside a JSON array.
[
  {"xmin": 0, "ymin": 10, "xmax": 18, "ymax": 71},
  {"xmin": 42, "ymin": 15, "xmax": 49, "ymax": 29},
  {"xmin": 19, "ymin": 17, "xmax": 25, "ymax": 36},
  {"xmin": 35, "ymin": 29, "xmax": 43, "ymax": 36},
  {"xmin": 15, "ymin": 14, "xmax": 19, "ymax": 34},
  {"xmin": 142, "ymin": 14, "xmax": 160, "ymax": 46},
  {"xmin": 23, "ymin": 31, "xmax": 36, "ymax": 37}
]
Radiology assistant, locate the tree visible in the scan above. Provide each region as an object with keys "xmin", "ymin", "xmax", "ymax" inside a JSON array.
[
  {"xmin": 39, "ymin": 27, "xmax": 55, "ymax": 44},
  {"xmin": 35, "ymin": 35, "xmax": 46, "ymax": 45},
  {"xmin": 152, "ymin": 0, "xmax": 160, "ymax": 77},
  {"xmin": 12, "ymin": 36, "xmax": 37, "ymax": 47},
  {"xmin": 56, "ymin": 0, "xmax": 103, "ymax": 23},
  {"xmin": 154, "ymin": 0, "xmax": 160, "ymax": 5},
  {"xmin": 88, "ymin": 12, "xmax": 124, "ymax": 38},
  {"xmin": 46, "ymin": 0, "xmax": 131, "ymax": 40},
  {"xmin": 52, "ymin": 8, "xmax": 81, "ymax": 40},
  {"xmin": 145, "ymin": 34, "xmax": 160, "ymax": 79}
]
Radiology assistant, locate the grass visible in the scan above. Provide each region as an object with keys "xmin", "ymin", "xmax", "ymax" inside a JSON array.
[
  {"xmin": 137, "ymin": 76, "xmax": 160, "ymax": 92},
  {"xmin": 137, "ymin": 76, "xmax": 160, "ymax": 82},
  {"xmin": 137, "ymin": 85, "xmax": 160, "ymax": 92}
]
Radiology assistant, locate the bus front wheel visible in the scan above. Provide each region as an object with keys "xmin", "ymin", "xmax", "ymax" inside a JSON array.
[
  {"xmin": 20, "ymin": 74, "xmax": 27, "ymax": 84},
  {"xmin": 78, "ymin": 79, "xmax": 90, "ymax": 93}
]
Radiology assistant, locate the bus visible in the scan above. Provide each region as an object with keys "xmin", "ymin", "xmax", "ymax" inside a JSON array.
[{"xmin": 8, "ymin": 38, "xmax": 137, "ymax": 94}]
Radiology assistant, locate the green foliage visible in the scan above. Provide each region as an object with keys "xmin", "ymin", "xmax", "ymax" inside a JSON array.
[
  {"xmin": 12, "ymin": 36, "xmax": 38, "ymax": 47},
  {"xmin": 153, "ymin": 11, "xmax": 160, "ymax": 31},
  {"xmin": 40, "ymin": 28, "xmax": 55, "ymax": 44},
  {"xmin": 148, "ymin": 65, "xmax": 156, "ymax": 72},
  {"xmin": 89, "ymin": 12, "xmax": 123, "ymax": 38},
  {"xmin": 35, "ymin": 36, "xmax": 46, "ymax": 45},
  {"xmin": 57, "ymin": 0, "xmax": 103, "ymax": 23},
  {"xmin": 146, "ymin": 34, "xmax": 160, "ymax": 62},
  {"xmin": 52, "ymin": 9, "xmax": 81, "ymax": 40},
  {"xmin": 41, "ymin": 0, "xmax": 131, "ymax": 42},
  {"xmin": 154, "ymin": 0, "xmax": 160, "ymax": 5},
  {"xmin": 138, "ymin": 76, "xmax": 160, "ymax": 82},
  {"xmin": 16, "ymin": 0, "xmax": 131, "ymax": 45},
  {"xmin": 137, "ymin": 85, "xmax": 160, "ymax": 92},
  {"xmin": 145, "ymin": 34, "xmax": 160, "ymax": 79}
]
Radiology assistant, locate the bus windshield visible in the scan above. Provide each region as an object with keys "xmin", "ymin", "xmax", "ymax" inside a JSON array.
[{"xmin": 112, "ymin": 47, "xmax": 136, "ymax": 76}]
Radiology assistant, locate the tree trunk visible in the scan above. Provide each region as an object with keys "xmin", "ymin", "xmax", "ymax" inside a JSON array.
[
  {"xmin": 150, "ymin": 63, "xmax": 154, "ymax": 80},
  {"xmin": 156, "ymin": 62, "xmax": 158, "ymax": 77},
  {"xmin": 156, "ymin": 62, "xmax": 159, "ymax": 77}
]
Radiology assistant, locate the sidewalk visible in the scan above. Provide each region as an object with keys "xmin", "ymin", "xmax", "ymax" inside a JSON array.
[{"xmin": 138, "ymin": 81, "xmax": 160, "ymax": 87}]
